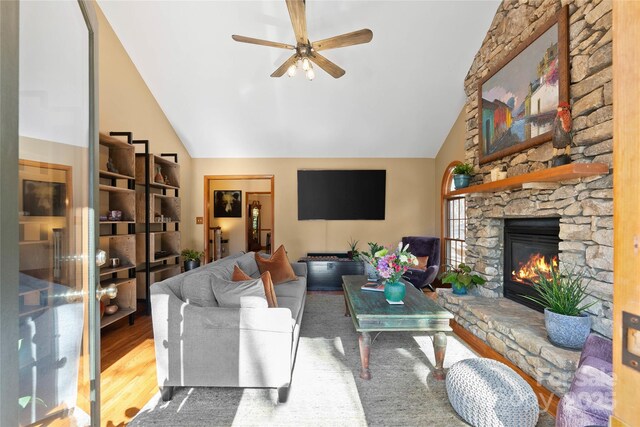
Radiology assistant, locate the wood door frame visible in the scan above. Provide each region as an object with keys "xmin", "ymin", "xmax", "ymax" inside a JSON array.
[
  {"xmin": 203, "ymin": 175, "xmax": 274, "ymax": 263},
  {"xmin": 612, "ymin": 0, "xmax": 640, "ymax": 424}
]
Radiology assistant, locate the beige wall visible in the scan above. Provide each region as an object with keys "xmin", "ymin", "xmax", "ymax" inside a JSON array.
[
  {"xmin": 434, "ymin": 107, "xmax": 466, "ymax": 232},
  {"xmin": 96, "ymin": 6, "xmax": 195, "ymax": 249},
  {"xmin": 208, "ymin": 179, "xmax": 271, "ymax": 254},
  {"xmin": 191, "ymin": 158, "xmax": 436, "ymax": 261}
]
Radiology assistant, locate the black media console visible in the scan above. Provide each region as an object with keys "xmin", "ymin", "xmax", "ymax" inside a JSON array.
[{"xmin": 299, "ymin": 252, "xmax": 364, "ymax": 291}]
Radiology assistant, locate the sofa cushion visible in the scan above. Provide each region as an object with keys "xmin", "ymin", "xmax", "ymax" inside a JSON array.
[
  {"xmin": 565, "ymin": 363, "xmax": 613, "ymax": 421},
  {"xmin": 233, "ymin": 265, "xmax": 278, "ymax": 308},
  {"xmin": 581, "ymin": 355, "xmax": 614, "ymax": 376},
  {"xmin": 273, "ymin": 278, "xmax": 306, "ymax": 300},
  {"xmin": 415, "ymin": 256, "xmax": 429, "ymax": 270},
  {"xmin": 277, "ymin": 296, "xmax": 303, "ymax": 322},
  {"xmin": 240, "ymin": 296, "xmax": 268, "ymax": 309},
  {"xmin": 211, "ymin": 276, "xmax": 267, "ymax": 308},
  {"xmin": 181, "ymin": 272, "xmax": 218, "ymax": 307},
  {"xmin": 235, "ymin": 253, "xmax": 261, "ymax": 278},
  {"xmin": 255, "ymin": 245, "xmax": 297, "ymax": 285},
  {"xmin": 207, "ymin": 262, "xmax": 236, "ymax": 281}
]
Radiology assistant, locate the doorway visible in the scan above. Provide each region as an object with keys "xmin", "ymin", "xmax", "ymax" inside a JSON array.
[
  {"xmin": 204, "ymin": 175, "xmax": 274, "ymax": 263},
  {"xmin": 246, "ymin": 192, "xmax": 274, "ymax": 254},
  {"xmin": 0, "ymin": 1, "xmax": 103, "ymax": 425}
]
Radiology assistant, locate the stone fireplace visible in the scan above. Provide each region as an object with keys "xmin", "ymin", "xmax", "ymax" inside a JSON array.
[
  {"xmin": 438, "ymin": 0, "xmax": 613, "ymax": 397},
  {"xmin": 503, "ymin": 217, "xmax": 560, "ymax": 311}
]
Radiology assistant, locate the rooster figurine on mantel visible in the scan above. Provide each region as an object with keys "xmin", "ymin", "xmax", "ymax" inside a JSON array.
[{"xmin": 552, "ymin": 101, "xmax": 573, "ymax": 166}]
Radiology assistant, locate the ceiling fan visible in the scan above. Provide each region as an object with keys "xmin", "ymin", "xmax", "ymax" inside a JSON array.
[{"xmin": 232, "ymin": 0, "xmax": 373, "ymax": 80}]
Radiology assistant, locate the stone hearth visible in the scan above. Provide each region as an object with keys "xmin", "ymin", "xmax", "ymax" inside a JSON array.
[
  {"xmin": 438, "ymin": 290, "xmax": 580, "ymax": 395},
  {"xmin": 461, "ymin": 0, "xmax": 614, "ymax": 340}
]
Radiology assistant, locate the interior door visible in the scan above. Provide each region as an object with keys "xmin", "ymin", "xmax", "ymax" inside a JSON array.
[{"xmin": 16, "ymin": 1, "xmax": 101, "ymax": 425}]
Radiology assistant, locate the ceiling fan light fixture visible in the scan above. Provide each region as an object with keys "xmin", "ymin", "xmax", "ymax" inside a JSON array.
[
  {"xmin": 302, "ymin": 57, "xmax": 311, "ymax": 71},
  {"xmin": 287, "ymin": 63, "xmax": 297, "ymax": 77},
  {"xmin": 306, "ymin": 66, "xmax": 315, "ymax": 81}
]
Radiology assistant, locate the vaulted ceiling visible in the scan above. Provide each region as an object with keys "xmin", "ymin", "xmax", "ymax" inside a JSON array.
[{"xmin": 98, "ymin": 0, "xmax": 499, "ymax": 158}]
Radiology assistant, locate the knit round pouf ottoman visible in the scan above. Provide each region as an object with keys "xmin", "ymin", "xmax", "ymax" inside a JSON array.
[{"xmin": 446, "ymin": 358, "xmax": 539, "ymax": 427}]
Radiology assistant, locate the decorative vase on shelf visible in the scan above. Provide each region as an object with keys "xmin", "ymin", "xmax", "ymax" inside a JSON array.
[
  {"xmin": 452, "ymin": 283, "xmax": 468, "ymax": 295},
  {"xmin": 154, "ymin": 166, "xmax": 164, "ymax": 184},
  {"xmin": 384, "ymin": 281, "xmax": 406, "ymax": 302}
]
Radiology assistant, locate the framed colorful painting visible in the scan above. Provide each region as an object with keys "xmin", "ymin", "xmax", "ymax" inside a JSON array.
[{"xmin": 478, "ymin": 6, "xmax": 569, "ymax": 164}]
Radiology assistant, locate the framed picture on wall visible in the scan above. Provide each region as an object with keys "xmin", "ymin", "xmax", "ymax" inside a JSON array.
[
  {"xmin": 22, "ymin": 179, "xmax": 67, "ymax": 217},
  {"xmin": 213, "ymin": 190, "xmax": 242, "ymax": 218},
  {"xmin": 478, "ymin": 6, "xmax": 569, "ymax": 164}
]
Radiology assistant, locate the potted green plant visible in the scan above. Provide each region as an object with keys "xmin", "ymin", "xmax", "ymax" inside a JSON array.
[
  {"xmin": 523, "ymin": 266, "xmax": 596, "ymax": 349},
  {"xmin": 360, "ymin": 242, "xmax": 385, "ymax": 280},
  {"xmin": 438, "ymin": 263, "xmax": 486, "ymax": 295},
  {"xmin": 452, "ymin": 163, "xmax": 474, "ymax": 189},
  {"xmin": 181, "ymin": 248, "xmax": 204, "ymax": 271},
  {"xmin": 347, "ymin": 237, "xmax": 359, "ymax": 260}
]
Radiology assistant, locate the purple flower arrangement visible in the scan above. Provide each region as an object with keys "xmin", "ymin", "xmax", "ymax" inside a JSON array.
[{"xmin": 375, "ymin": 242, "xmax": 419, "ymax": 283}]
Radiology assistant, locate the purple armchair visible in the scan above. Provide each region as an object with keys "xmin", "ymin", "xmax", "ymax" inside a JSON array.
[
  {"xmin": 401, "ymin": 236, "xmax": 440, "ymax": 292},
  {"xmin": 556, "ymin": 333, "xmax": 613, "ymax": 427}
]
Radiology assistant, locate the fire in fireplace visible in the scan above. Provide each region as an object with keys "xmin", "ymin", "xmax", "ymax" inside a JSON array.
[
  {"xmin": 503, "ymin": 218, "xmax": 560, "ymax": 311},
  {"xmin": 512, "ymin": 252, "xmax": 559, "ymax": 284}
]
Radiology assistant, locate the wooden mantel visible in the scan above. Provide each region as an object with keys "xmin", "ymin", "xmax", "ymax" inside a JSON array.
[{"xmin": 449, "ymin": 163, "xmax": 609, "ymax": 196}]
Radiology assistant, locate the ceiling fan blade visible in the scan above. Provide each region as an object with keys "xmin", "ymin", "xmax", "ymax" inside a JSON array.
[
  {"xmin": 309, "ymin": 52, "xmax": 345, "ymax": 79},
  {"xmin": 271, "ymin": 54, "xmax": 298, "ymax": 77},
  {"xmin": 312, "ymin": 29, "xmax": 373, "ymax": 52},
  {"xmin": 285, "ymin": 0, "xmax": 308, "ymax": 45},
  {"xmin": 232, "ymin": 35, "xmax": 295, "ymax": 50}
]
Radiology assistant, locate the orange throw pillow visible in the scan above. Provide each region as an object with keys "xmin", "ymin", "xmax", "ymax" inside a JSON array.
[
  {"xmin": 232, "ymin": 265, "xmax": 278, "ymax": 308},
  {"xmin": 415, "ymin": 256, "xmax": 429, "ymax": 271},
  {"xmin": 255, "ymin": 245, "xmax": 297, "ymax": 285}
]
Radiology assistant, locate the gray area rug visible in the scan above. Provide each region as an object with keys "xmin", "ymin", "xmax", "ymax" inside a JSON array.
[{"xmin": 129, "ymin": 294, "xmax": 554, "ymax": 426}]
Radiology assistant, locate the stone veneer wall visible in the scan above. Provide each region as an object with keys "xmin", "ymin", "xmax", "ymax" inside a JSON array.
[{"xmin": 463, "ymin": 0, "xmax": 613, "ymax": 337}]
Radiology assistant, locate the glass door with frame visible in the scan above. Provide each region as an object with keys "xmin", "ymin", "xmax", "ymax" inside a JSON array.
[{"xmin": 17, "ymin": 1, "xmax": 100, "ymax": 425}]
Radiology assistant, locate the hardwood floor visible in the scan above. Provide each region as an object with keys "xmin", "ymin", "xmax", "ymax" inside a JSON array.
[{"xmin": 100, "ymin": 314, "xmax": 157, "ymax": 427}]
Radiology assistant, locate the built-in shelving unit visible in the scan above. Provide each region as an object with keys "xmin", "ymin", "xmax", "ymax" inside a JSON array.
[
  {"xmin": 449, "ymin": 163, "xmax": 609, "ymax": 196},
  {"xmin": 132, "ymin": 141, "xmax": 181, "ymax": 314},
  {"xmin": 98, "ymin": 132, "xmax": 137, "ymax": 328}
]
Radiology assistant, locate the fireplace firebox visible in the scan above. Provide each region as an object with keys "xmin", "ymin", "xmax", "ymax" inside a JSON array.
[{"xmin": 503, "ymin": 218, "xmax": 560, "ymax": 311}]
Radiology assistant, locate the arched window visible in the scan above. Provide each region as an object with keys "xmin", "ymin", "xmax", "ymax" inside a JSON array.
[{"xmin": 441, "ymin": 161, "xmax": 466, "ymax": 268}]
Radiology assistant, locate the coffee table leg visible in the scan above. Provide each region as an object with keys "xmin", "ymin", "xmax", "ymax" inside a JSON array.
[
  {"xmin": 359, "ymin": 332, "xmax": 372, "ymax": 380},
  {"xmin": 432, "ymin": 332, "xmax": 447, "ymax": 381},
  {"xmin": 344, "ymin": 295, "xmax": 351, "ymax": 317}
]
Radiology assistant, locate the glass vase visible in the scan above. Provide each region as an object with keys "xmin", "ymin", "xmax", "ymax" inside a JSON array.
[{"xmin": 384, "ymin": 281, "xmax": 406, "ymax": 302}]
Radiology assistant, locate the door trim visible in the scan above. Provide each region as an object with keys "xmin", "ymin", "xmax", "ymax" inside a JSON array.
[
  {"xmin": 0, "ymin": 1, "xmax": 21, "ymax": 425},
  {"xmin": 0, "ymin": 1, "xmax": 101, "ymax": 425},
  {"xmin": 77, "ymin": 1, "xmax": 101, "ymax": 425},
  {"xmin": 203, "ymin": 175, "xmax": 275, "ymax": 263}
]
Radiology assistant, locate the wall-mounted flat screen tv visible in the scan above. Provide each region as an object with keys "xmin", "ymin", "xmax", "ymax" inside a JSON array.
[{"xmin": 297, "ymin": 170, "xmax": 386, "ymax": 220}]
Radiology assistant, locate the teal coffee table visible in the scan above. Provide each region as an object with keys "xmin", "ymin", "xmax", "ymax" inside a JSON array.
[{"xmin": 342, "ymin": 275, "xmax": 453, "ymax": 380}]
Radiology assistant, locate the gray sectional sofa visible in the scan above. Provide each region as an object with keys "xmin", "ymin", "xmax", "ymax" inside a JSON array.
[{"xmin": 150, "ymin": 252, "xmax": 307, "ymax": 403}]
